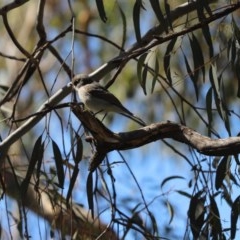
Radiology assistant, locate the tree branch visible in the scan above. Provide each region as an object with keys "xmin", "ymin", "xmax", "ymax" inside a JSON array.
[{"xmin": 72, "ymin": 106, "xmax": 240, "ymax": 171}]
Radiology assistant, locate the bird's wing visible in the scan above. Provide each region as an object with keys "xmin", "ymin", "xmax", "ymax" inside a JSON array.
[{"xmin": 89, "ymin": 87, "xmax": 133, "ymax": 115}]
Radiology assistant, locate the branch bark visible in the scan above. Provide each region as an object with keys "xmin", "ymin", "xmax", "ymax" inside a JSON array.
[{"xmin": 72, "ymin": 106, "xmax": 240, "ymax": 171}]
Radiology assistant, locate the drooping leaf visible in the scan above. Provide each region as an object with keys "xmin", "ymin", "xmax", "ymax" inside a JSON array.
[
  {"xmin": 161, "ymin": 175, "xmax": 185, "ymax": 189},
  {"xmin": 209, "ymin": 195, "xmax": 223, "ymax": 239},
  {"xmin": 141, "ymin": 63, "xmax": 148, "ymax": 95},
  {"xmin": 235, "ymin": 56, "xmax": 240, "ymax": 98},
  {"xmin": 95, "ymin": 0, "xmax": 107, "ymax": 22},
  {"xmin": 215, "ymin": 156, "xmax": 229, "ymax": 190},
  {"xmin": 231, "ymin": 195, "xmax": 240, "ymax": 239},
  {"xmin": 232, "ymin": 17, "xmax": 240, "ymax": 46},
  {"xmin": 176, "ymin": 190, "xmax": 192, "ymax": 199},
  {"xmin": 66, "ymin": 165, "xmax": 79, "ymax": 208},
  {"xmin": 87, "ymin": 171, "xmax": 94, "ymax": 219},
  {"xmin": 188, "ymin": 191, "xmax": 206, "ymax": 239},
  {"xmin": 151, "ymin": 56, "xmax": 159, "ymax": 93},
  {"xmin": 164, "ymin": 0, "xmax": 172, "ymax": 30},
  {"xmin": 21, "ymin": 135, "xmax": 44, "ymax": 195},
  {"xmin": 148, "ymin": 211, "xmax": 158, "ymax": 235},
  {"xmin": 137, "ymin": 52, "xmax": 148, "ymax": 90},
  {"xmin": 133, "ymin": 0, "xmax": 145, "ymax": 43},
  {"xmin": 196, "ymin": 1, "xmax": 213, "ymax": 58},
  {"xmin": 52, "ymin": 140, "xmax": 64, "ymax": 188},
  {"xmin": 118, "ymin": 4, "xmax": 127, "ymax": 51},
  {"xmin": 183, "ymin": 52, "xmax": 198, "ymax": 100},
  {"xmin": 149, "ymin": 0, "xmax": 168, "ymax": 33},
  {"xmin": 189, "ymin": 33, "xmax": 205, "ymax": 82},
  {"xmin": 206, "ymin": 87, "xmax": 213, "ymax": 136},
  {"xmin": 166, "ymin": 200, "xmax": 174, "ymax": 224},
  {"xmin": 163, "ymin": 37, "xmax": 178, "ymax": 85},
  {"xmin": 74, "ymin": 131, "xmax": 83, "ymax": 164},
  {"xmin": 209, "ymin": 64, "xmax": 228, "ymax": 125}
]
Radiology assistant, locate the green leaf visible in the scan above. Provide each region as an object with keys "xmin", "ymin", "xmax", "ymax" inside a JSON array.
[
  {"xmin": 235, "ymin": 56, "xmax": 240, "ymax": 98},
  {"xmin": 118, "ymin": 4, "xmax": 127, "ymax": 51},
  {"xmin": 232, "ymin": 17, "xmax": 240, "ymax": 46},
  {"xmin": 231, "ymin": 195, "xmax": 240, "ymax": 239},
  {"xmin": 149, "ymin": 0, "xmax": 168, "ymax": 33},
  {"xmin": 196, "ymin": 1, "xmax": 213, "ymax": 57},
  {"xmin": 209, "ymin": 195, "xmax": 222, "ymax": 239},
  {"xmin": 161, "ymin": 175, "xmax": 185, "ymax": 189},
  {"xmin": 74, "ymin": 131, "xmax": 83, "ymax": 164},
  {"xmin": 189, "ymin": 34, "xmax": 205, "ymax": 82},
  {"xmin": 188, "ymin": 191, "xmax": 206, "ymax": 239},
  {"xmin": 163, "ymin": 37, "xmax": 178, "ymax": 85},
  {"xmin": 164, "ymin": 1, "xmax": 172, "ymax": 30},
  {"xmin": 151, "ymin": 57, "xmax": 159, "ymax": 93},
  {"xmin": 133, "ymin": 0, "xmax": 144, "ymax": 43},
  {"xmin": 21, "ymin": 135, "xmax": 44, "ymax": 195},
  {"xmin": 166, "ymin": 200, "xmax": 174, "ymax": 224},
  {"xmin": 95, "ymin": 0, "xmax": 107, "ymax": 22},
  {"xmin": 148, "ymin": 211, "xmax": 158, "ymax": 235},
  {"xmin": 176, "ymin": 190, "xmax": 191, "ymax": 199},
  {"xmin": 215, "ymin": 156, "xmax": 229, "ymax": 190},
  {"xmin": 209, "ymin": 64, "xmax": 223, "ymax": 118},
  {"xmin": 52, "ymin": 140, "xmax": 64, "ymax": 188},
  {"xmin": 141, "ymin": 63, "xmax": 148, "ymax": 95},
  {"xmin": 87, "ymin": 172, "xmax": 94, "ymax": 219},
  {"xmin": 183, "ymin": 53, "xmax": 198, "ymax": 100},
  {"xmin": 137, "ymin": 52, "xmax": 148, "ymax": 90},
  {"xmin": 206, "ymin": 87, "xmax": 212, "ymax": 136},
  {"xmin": 66, "ymin": 166, "xmax": 79, "ymax": 208}
]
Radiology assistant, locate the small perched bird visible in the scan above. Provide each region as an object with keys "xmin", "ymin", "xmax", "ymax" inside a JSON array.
[{"xmin": 72, "ymin": 74, "xmax": 146, "ymax": 126}]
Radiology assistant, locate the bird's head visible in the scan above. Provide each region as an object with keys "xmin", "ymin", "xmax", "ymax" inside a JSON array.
[{"xmin": 72, "ymin": 74, "xmax": 94, "ymax": 89}]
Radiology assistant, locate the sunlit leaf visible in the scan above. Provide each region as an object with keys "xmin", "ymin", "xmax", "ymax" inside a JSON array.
[
  {"xmin": 231, "ymin": 195, "xmax": 240, "ymax": 239},
  {"xmin": 52, "ymin": 140, "xmax": 64, "ymax": 188},
  {"xmin": 95, "ymin": 0, "xmax": 107, "ymax": 22}
]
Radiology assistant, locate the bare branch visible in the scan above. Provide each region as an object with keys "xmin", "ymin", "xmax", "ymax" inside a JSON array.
[
  {"xmin": 0, "ymin": 0, "xmax": 29, "ymax": 15},
  {"xmin": 72, "ymin": 106, "xmax": 240, "ymax": 171},
  {"xmin": 0, "ymin": 84, "xmax": 72, "ymax": 153}
]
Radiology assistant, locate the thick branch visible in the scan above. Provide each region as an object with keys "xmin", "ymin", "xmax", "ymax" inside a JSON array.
[{"xmin": 72, "ymin": 106, "xmax": 240, "ymax": 171}]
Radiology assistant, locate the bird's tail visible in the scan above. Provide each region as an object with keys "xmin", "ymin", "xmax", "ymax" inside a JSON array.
[{"xmin": 120, "ymin": 112, "xmax": 146, "ymax": 127}]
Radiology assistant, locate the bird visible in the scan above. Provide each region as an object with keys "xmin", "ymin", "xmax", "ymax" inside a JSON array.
[{"xmin": 72, "ymin": 74, "xmax": 146, "ymax": 126}]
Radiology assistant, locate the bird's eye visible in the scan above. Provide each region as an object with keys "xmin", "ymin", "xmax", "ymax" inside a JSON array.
[{"xmin": 73, "ymin": 78, "xmax": 79, "ymax": 86}]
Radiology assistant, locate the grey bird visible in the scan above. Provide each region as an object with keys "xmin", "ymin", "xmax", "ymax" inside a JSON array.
[{"xmin": 72, "ymin": 74, "xmax": 146, "ymax": 126}]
